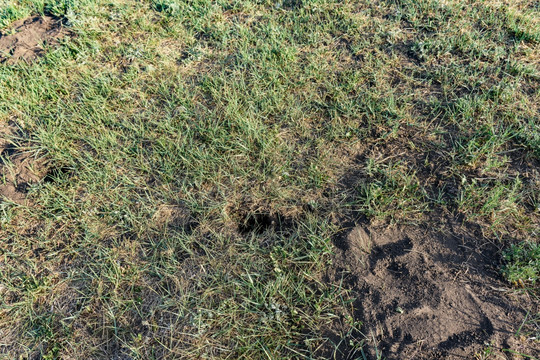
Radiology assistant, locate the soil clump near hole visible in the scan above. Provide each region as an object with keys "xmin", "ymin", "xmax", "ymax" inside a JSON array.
[
  {"xmin": 328, "ymin": 222, "xmax": 538, "ymax": 359},
  {"xmin": 0, "ymin": 15, "xmax": 70, "ymax": 64}
]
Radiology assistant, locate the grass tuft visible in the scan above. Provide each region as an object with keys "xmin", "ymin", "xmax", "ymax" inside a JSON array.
[{"xmin": 502, "ymin": 241, "xmax": 540, "ymax": 288}]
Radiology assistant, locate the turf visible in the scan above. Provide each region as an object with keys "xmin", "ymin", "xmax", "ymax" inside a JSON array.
[{"xmin": 0, "ymin": 0, "xmax": 538, "ymax": 358}]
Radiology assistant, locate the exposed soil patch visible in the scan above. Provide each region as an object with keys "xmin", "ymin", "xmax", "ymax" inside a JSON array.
[
  {"xmin": 0, "ymin": 15, "xmax": 69, "ymax": 64},
  {"xmin": 329, "ymin": 221, "xmax": 538, "ymax": 359},
  {"xmin": 0, "ymin": 122, "xmax": 48, "ymax": 203}
]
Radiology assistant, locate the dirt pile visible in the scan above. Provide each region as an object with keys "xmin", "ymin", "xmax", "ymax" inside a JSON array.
[
  {"xmin": 330, "ymin": 222, "xmax": 538, "ymax": 359},
  {"xmin": 0, "ymin": 15, "xmax": 69, "ymax": 64}
]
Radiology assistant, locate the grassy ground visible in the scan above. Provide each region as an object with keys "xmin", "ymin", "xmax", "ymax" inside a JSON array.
[{"xmin": 0, "ymin": 0, "xmax": 538, "ymax": 358}]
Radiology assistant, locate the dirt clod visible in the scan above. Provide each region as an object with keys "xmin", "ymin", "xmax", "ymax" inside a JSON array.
[{"xmin": 0, "ymin": 15, "xmax": 69, "ymax": 64}]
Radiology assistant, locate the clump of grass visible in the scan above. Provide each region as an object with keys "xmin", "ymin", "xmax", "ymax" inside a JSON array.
[
  {"xmin": 0, "ymin": 0, "xmax": 30, "ymax": 28},
  {"xmin": 0, "ymin": 0, "xmax": 87, "ymax": 29},
  {"xmin": 502, "ymin": 241, "xmax": 540, "ymax": 288},
  {"xmin": 457, "ymin": 177, "xmax": 524, "ymax": 234},
  {"xmin": 356, "ymin": 159, "xmax": 429, "ymax": 222}
]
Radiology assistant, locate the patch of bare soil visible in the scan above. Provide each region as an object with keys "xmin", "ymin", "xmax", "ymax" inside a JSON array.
[
  {"xmin": 0, "ymin": 122, "xmax": 47, "ymax": 203},
  {"xmin": 329, "ymin": 221, "xmax": 539, "ymax": 359},
  {"xmin": 0, "ymin": 15, "xmax": 69, "ymax": 64}
]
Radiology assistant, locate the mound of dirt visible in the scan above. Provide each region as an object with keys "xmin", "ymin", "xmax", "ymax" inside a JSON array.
[
  {"xmin": 0, "ymin": 15, "xmax": 69, "ymax": 64},
  {"xmin": 329, "ymin": 222, "xmax": 538, "ymax": 359}
]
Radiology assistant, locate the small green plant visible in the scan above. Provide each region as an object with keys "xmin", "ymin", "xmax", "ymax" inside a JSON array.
[{"xmin": 502, "ymin": 241, "xmax": 540, "ymax": 287}]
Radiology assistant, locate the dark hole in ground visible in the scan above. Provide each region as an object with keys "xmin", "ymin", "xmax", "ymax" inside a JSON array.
[
  {"xmin": 0, "ymin": 145, "xmax": 18, "ymax": 165},
  {"xmin": 15, "ymin": 182, "xmax": 29, "ymax": 193},
  {"xmin": 238, "ymin": 212, "xmax": 288, "ymax": 234},
  {"xmin": 43, "ymin": 166, "xmax": 72, "ymax": 183}
]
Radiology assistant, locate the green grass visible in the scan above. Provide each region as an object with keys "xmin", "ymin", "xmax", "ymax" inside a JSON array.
[
  {"xmin": 0, "ymin": 0, "xmax": 80, "ymax": 27},
  {"xmin": 0, "ymin": 0, "xmax": 538, "ymax": 358},
  {"xmin": 502, "ymin": 241, "xmax": 540, "ymax": 287}
]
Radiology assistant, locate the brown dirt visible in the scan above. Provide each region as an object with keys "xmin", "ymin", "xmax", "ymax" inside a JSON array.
[
  {"xmin": 0, "ymin": 122, "xmax": 48, "ymax": 203},
  {"xmin": 0, "ymin": 15, "xmax": 69, "ymax": 64},
  {"xmin": 328, "ymin": 220, "xmax": 539, "ymax": 359}
]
